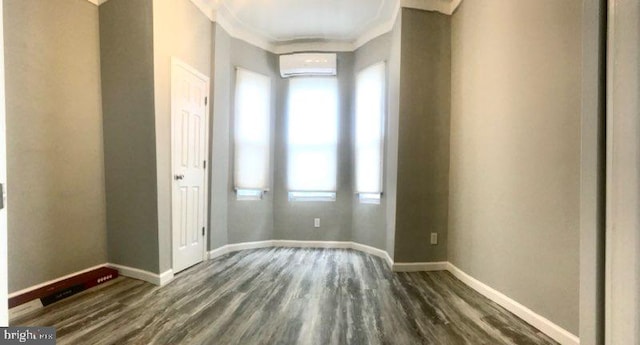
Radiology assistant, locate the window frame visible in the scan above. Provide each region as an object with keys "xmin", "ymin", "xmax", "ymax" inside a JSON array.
[
  {"xmin": 232, "ymin": 67, "xmax": 272, "ymax": 200},
  {"xmin": 286, "ymin": 76, "xmax": 340, "ymax": 202},
  {"xmin": 354, "ymin": 61, "xmax": 387, "ymax": 203}
]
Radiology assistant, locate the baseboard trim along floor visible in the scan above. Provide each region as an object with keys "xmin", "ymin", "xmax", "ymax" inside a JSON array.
[
  {"xmin": 209, "ymin": 240, "xmax": 395, "ymax": 268},
  {"xmin": 446, "ymin": 263, "xmax": 579, "ymax": 345},
  {"xmin": 392, "ymin": 261, "xmax": 449, "ymax": 272},
  {"xmin": 9, "ymin": 241, "xmax": 578, "ymax": 344},
  {"xmin": 207, "ymin": 240, "xmax": 579, "ymax": 345},
  {"xmin": 106, "ymin": 263, "xmax": 174, "ymax": 287}
]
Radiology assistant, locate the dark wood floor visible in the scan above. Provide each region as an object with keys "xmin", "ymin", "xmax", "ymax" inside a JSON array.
[{"xmin": 13, "ymin": 248, "xmax": 557, "ymax": 345}]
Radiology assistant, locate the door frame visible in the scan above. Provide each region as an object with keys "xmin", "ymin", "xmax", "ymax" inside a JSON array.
[
  {"xmin": 0, "ymin": 0, "xmax": 8, "ymax": 326},
  {"xmin": 170, "ymin": 57, "xmax": 210, "ymax": 271},
  {"xmin": 604, "ymin": 1, "xmax": 640, "ymax": 344}
]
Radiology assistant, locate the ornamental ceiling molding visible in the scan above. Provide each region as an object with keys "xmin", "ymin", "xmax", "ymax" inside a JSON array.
[{"xmin": 90, "ymin": 0, "xmax": 462, "ymax": 54}]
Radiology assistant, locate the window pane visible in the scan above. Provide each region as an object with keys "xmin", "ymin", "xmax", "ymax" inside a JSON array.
[
  {"xmin": 355, "ymin": 62, "xmax": 385, "ymax": 194},
  {"xmin": 234, "ymin": 68, "xmax": 271, "ymax": 191},
  {"xmin": 287, "ymin": 77, "xmax": 338, "ymax": 192}
]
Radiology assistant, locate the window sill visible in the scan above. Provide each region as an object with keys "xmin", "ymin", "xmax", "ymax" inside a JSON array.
[
  {"xmin": 235, "ymin": 189, "xmax": 267, "ymax": 201},
  {"xmin": 288, "ymin": 191, "xmax": 336, "ymax": 202},
  {"xmin": 358, "ymin": 192, "xmax": 382, "ymax": 204}
]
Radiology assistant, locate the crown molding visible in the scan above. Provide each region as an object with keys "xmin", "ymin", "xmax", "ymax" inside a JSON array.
[
  {"xmin": 91, "ymin": 0, "xmax": 462, "ymax": 53},
  {"xmin": 354, "ymin": 0, "xmax": 402, "ymax": 50},
  {"xmin": 214, "ymin": 3, "xmax": 273, "ymax": 52},
  {"xmin": 87, "ymin": 0, "xmax": 462, "ymax": 54},
  {"xmin": 401, "ymin": 0, "xmax": 462, "ymax": 16},
  {"xmin": 189, "ymin": 0, "xmax": 217, "ymax": 22},
  {"xmin": 86, "ymin": 0, "xmax": 110, "ymax": 6},
  {"xmin": 208, "ymin": 0, "xmax": 463, "ymax": 54}
]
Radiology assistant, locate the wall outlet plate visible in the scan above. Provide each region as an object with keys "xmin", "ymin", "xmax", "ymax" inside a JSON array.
[
  {"xmin": 314, "ymin": 218, "xmax": 320, "ymax": 228},
  {"xmin": 430, "ymin": 232, "xmax": 438, "ymax": 245}
]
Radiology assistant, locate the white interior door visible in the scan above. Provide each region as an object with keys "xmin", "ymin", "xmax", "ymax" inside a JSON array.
[{"xmin": 171, "ymin": 59, "xmax": 209, "ymax": 274}]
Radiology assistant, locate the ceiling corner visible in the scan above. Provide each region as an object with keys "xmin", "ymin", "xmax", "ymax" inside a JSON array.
[
  {"xmin": 354, "ymin": 0, "xmax": 401, "ymax": 50},
  {"xmin": 400, "ymin": 0, "xmax": 461, "ymax": 16},
  {"xmin": 449, "ymin": 0, "xmax": 463, "ymax": 15},
  {"xmin": 190, "ymin": 0, "xmax": 217, "ymax": 22}
]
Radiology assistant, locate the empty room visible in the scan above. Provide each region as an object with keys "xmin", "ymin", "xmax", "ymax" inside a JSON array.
[{"xmin": 0, "ymin": 0, "xmax": 637, "ymax": 344}]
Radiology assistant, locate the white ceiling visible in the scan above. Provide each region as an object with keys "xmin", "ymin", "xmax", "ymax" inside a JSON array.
[
  {"xmin": 216, "ymin": 0, "xmax": 398, "ymax": 43},
  {"xmin": 192, "ymin": 0, "xmax": 462, "ymax": 53}
]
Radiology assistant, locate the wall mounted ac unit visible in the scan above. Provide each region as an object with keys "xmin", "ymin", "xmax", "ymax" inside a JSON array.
[{"xmin": 279, "ymin": 53, "xmax": 337, "ymax": 78}]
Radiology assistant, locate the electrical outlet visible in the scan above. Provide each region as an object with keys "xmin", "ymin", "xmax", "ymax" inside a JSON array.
[
  {"xmin": 430, "ymin": 232, "xmax": 438, "ymax": 245},
  {"xmin": 314, "ymin": 218, "xmax": 320, "ymax": 228}
]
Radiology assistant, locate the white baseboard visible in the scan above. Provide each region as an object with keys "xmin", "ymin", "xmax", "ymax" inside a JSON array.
[
  {"xmin": 207, "ymin": 240, "xmax": 394, "ymax": 268},
  {"xmin": 6, "ymin": 242, "xmax": 578, "ymax": 345},
  {"xmin": 393, "ymin": 261, "xmax": 448, "ymax": 272},
  {"xmin": 350, "ymin": 242, "xmax": 395, "ymax": 268},
  {"xmin": 205, "ymin": 242, "xmax": 578, "ymax": 344},
  {"xmin": 158, "ymin": 269, "xmax": 175, "ymax": 286},
  {"xmin": 226, "ymin": 240, "xmax": 277, "ymax": 253},
  {"xmin": 446, "ymin": 263, "xmax": 579, "ymax": 345},
  {"xmin": 106, "ymin": 263, "xmax": 173, "ymax": 287},
  {"xmin": 207, "ymin": 245, "xmax": 230, "ymax": 260},
  {"xmin": 272, "ymin": 240, "xmax": 352, "ymax": 249}
]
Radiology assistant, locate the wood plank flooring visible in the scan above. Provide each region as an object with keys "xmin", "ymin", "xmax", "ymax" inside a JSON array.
[{"xmin": 12, "ymin": 248, "xmax": 558, "ymax": 345}]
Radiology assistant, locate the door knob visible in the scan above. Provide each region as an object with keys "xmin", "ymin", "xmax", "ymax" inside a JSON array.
[{"xmin": 174, "ymin": 174, "xmax": 185, "ymax": 180}]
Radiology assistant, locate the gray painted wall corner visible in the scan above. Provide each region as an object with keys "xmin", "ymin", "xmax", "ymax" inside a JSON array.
[
  {"xmin": 209, "ymin": 23, "xmax": 231, "ymax": 250},
  {"xmin": 385, "ymin": 11, "xmax": 402, "ymax": 260},
  {"xmin": 99, "ymin": 0, "xmax": 160, "ymax": 274},
  {"xmin": 448, "ymin": 0, "xmax": 581, "ymax": 334},
  {"xmin": 393, "ymin": 8, "xmax": 451, "ymax": 263},
  {"xmin": 4, "ymin": 0, "xmax": 108, "ymax": 292}
]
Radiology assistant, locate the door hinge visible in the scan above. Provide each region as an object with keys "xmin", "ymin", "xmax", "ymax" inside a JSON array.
[
  {"xmin": 203, "ymin": 160, "xmax": 207, "ymax": 169},
  {"xmin": 202, "ymin": 227, "xmax": 205, "ymax": 236},
  {"xmin": 204, "ymin": 97, "xmax": 208, "ymax": 106}
]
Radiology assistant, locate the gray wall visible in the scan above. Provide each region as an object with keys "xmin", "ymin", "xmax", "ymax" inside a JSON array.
[
  {"xmin": 273, "ymin": 53, "xmax": 354, "ymax": 242},
  {"xmin": 152, "ymin": 0, "xmax": 212, "ymax": 273},
  {"xmin": 448, "ymin": 0, "xmax": 581, "ymax": 334},
  {"xmin": 4, "ymin": 0, "xmax": 107, "ymax": 292},
  {"xmin": 352, "ymin": 32, "xmax": 391, "ymax": 251},
  {"xmin": 99, "ymin": 0, "xmax": 160, "ymax": 274},
  {"xmin": 393, "ymin": 8, "xmax": 451, "ymax": 263},
  {"xmin": 385, "ymin": 14, "xmax": 402, "ymax": 260},
  {"xmin": 580, "ymin": 0, "xmax": 606, "ymax": 344},
  {"xmin": 211, "ymin": 26, "xmax": 358, "ymax": 246},
  {"xmin": 209, "ymin": 24, "xmax": 231, "ymax": 250},
  {"xmin": 226, "ymin": 39, "xmax": 277, "ymax": 244}
]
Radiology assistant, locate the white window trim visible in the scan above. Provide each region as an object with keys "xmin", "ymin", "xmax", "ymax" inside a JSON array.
[
  {"xmin": 355, "ymin": 61, "xmax": 386, "ymax": 202},
  {"xmin": 286, "ymin": 76, "xmax": 339, "ymax": 194},
  {"xmin": 235, "ymin": 188, "xmax": 267, "ymax": 201},
  {"xmin": 288, "ymin": 191, "xmax": 336, "ymax": 202},
  {"xmin": 233, "ymin": 67, "xmax": 272, "ymax": 194},
  {"xmin": 358, "ymin": 192, "xmax": 382, "ymax": 205}
]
